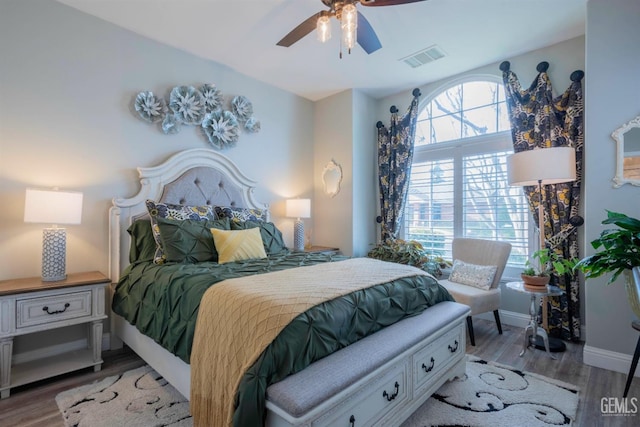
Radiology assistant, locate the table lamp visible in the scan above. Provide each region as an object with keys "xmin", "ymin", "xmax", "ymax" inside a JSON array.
[
  {"xmin": 507, "ymin": 146, "xmax": 576, "ymax": 353},
  {"xmin": 24, "ymin": 188, "xmax": 83, "ymax": 281},
  {"xmin": 286, "ymin": 198, "xmax": 311, "ymax": 252}
]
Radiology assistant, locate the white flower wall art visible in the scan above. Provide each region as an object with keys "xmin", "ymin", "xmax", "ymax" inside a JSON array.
[
  {"xmin": 132, "ymin": 83, "xmax": 261, "ymax": 149},
  {"xmin": 134, "ymin": 91, "xmax": 167, "ymax": 123},
  {"xmin": 202, "ymin": 110, "xmax": 240, "ymax": 149}
]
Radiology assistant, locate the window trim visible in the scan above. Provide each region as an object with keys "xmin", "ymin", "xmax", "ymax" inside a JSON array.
[{"xmin": 403, "ymin": 75, "xmax": 534, "ymax": 280}]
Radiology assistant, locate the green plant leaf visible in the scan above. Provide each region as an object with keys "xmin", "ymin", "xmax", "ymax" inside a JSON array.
[{"xmin": 576, "ymin": 211, "xmax": 640, "ymax": 284}]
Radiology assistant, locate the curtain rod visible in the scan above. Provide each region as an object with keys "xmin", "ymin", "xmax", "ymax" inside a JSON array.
[{"xmin": 499, "ymin": 60, "xmax": 584, "ymax": 82}]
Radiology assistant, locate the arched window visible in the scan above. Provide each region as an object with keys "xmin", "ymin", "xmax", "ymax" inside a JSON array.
[{"xmin": 404, "ymin": 78, "xmax": 530, "ymax": 272}]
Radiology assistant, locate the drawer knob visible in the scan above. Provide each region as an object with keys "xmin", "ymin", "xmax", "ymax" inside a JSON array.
[
  {"xmin": 382, "ymin": 381, "xmax": 399, "ymax": 402},
  {"xmin": 422, "ymin": 357, "xmax": 435, "ymax": 373},
  {"xmin": 448, "ymin": 339, "xmax": 459, "ymax": 353},
  {"xmin": 42, "ymin": 302, "xmax": 70, "ymax": 315},
  {"xmin": 349, "ymin": 414, "xmax": 355, "ymax": 426}
]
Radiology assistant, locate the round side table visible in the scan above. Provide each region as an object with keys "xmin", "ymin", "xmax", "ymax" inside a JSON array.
[{"xmin": 506, "ymin": 281, "xmax": 564, "ymax": 359}]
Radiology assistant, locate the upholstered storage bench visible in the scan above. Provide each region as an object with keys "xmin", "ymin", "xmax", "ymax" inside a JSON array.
[{"xmin": 265, "ymin": 301, "xmax": 470, "ymax": 427}]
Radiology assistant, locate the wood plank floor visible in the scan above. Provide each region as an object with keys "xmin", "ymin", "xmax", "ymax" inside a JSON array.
[{"xmin": 0, "ymin": 318, "xmax": 638, "ymax": 426}]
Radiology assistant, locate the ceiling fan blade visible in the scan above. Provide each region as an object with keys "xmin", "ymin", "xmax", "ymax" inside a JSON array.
[
  {"xmin": 360, "ymin": 0, "xmax": 427, "ymax": 6},
  {"xmin": 357, "ymin": 12, "xmax": 382, "ymax": 54},
  {"xmin": 277, "ymin": 12, "xmax": 322, "ymax": 47}
]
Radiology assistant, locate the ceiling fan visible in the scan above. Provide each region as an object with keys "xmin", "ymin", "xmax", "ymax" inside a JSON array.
[{"xmin": 277, "ymin": 0, "xmax": 427, "ymax": 57}]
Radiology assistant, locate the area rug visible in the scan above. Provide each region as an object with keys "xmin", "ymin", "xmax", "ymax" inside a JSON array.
[
  {"xmin": 56, "ymin": 356, "xmax": 579, "ymax": 427},
  {"xmin": 401, "ymin": 355, "xmax": 580, "ymax": 427},
  {"xmin": 55, "ymin": 365, "xmax": 191, "ymax": 427}
]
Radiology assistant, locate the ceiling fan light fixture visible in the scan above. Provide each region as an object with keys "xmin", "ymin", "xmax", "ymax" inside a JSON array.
[
  {"xmin": 340, "ymin": 3, "xmax": 358, "ymax": 52},
  {"xmin": 316, "ymin": 13, "xmax": 332, "ymax": 43}
]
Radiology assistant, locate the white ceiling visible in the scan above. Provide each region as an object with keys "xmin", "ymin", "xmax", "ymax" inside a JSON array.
[{"xmin": 57, "ymin": 0, "xmax": 586, "ymax": 101}]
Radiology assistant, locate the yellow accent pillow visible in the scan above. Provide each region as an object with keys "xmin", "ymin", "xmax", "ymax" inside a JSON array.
[{"xmin": 211, "ymin": 227, "xmax": 267, "ymax": 264}]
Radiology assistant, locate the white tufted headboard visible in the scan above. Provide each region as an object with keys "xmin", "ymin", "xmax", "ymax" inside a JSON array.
[{"xmin": 108, "ymin": 148, "xmax": 269, "ymax": 283}]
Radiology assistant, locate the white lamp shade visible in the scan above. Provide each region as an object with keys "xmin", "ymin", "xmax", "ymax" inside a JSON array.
[
  {"xmin": 507, "ymin": 146, "xmax": 576, "ymax": 186},
  {"xmin": 24, "ymin": 188, "xmax": 83, "ymax": 225},
  {"xmin": 286, "ymin": 198, "xmax": 311, "ymax": 219}
]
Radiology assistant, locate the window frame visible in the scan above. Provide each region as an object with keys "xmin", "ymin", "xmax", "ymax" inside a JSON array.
[{"xmin": 402, "ymin": 75, "xmax": 534, "ymax": 279}]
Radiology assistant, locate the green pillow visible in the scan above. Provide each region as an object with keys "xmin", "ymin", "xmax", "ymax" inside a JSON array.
[
  {"xmin": 231, "ymin": 221, "xmax": 288, "ymax": 255},
  {"xmin": 145, "ymin": 200, "xmax": 216, "ymax": 265},
  {"xmin": 157, "ymin": 217, "xmax": 230, "ymax": 263},
  {"xmin": 127, "ymin": 219, "xmax": 157, "ymax": 263}
]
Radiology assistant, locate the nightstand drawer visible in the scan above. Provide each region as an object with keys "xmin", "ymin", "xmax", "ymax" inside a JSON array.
[{"xmin": 16, "ymin": 291, "xmax": 92, "ymax": 329}]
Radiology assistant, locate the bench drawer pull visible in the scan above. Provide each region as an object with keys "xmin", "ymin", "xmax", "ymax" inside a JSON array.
[
  {"xmin": 382, "ymin": 381, "xmax": 399, "ymax": 402},
  {"xmin": 42, "ymin": 302, "xmax": 70, "ymax": 315},
  {"xmin": 422, "ymin": 357, "xmax": 435, "ymax": 373},
  {"xmin": 448, "ymin": 340, "xmax": 459, "ymax": 353},
  {"xmin": 349, "ymin": 414, "xmax": 355, "ymax": 426}
]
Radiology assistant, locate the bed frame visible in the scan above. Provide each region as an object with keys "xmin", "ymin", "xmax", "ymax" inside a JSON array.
[
  {"xmin": 109, "ymin": 148, "xmax": 268, "ymax": 397},
  {"xmin": 108, "ymin": 148, "xmax": 469, "ymax": 426}
]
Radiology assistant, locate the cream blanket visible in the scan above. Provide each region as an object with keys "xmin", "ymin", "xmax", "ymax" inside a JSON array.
[{"xmin": 190, "ymin": 257, "xmax": 428, "ymax": 427}]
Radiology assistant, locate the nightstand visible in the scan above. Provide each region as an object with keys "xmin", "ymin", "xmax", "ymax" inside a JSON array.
[
  {"xmin": 304, "ymin": 245, "xmax": 340, "ymax": 255},
  {"xmin": 0, "ymin": 271, "xmax": 109, "ymax": 399}
]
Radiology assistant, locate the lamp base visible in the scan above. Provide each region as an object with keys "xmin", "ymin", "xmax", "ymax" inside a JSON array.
[
  {"xmin": 293, "ymin": 219, "xmax": 305, "ymax": 252},
  {"xmin": 42, "ymin": 228, "xmax": 67, "ymax": 282}
]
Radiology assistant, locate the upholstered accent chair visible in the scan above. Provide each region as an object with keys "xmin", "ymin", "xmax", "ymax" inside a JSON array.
[{"xmin": 438, "ymin": 238, "xmax": 512, "ymax": 346}]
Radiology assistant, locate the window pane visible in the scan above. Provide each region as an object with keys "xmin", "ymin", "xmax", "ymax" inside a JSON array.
[
  {"xmin": 405, "ymin": 159, "xmax": 455, "ymax": 261},
  {"xmin": 462, "ymin": 152, "xmax": 529, "ymax": 267},
  {"xmin": 462, "ymin": 81, "xmax": 498, "ymax": 110},
  {"xmin": 497, "ymin": 102, "xmax": 510, "ymax": 132},
  {"xmin": 496, "ymin": 84, "xmax": 506, "ymax": 103},
  {"xmin": 415, "ymin": 118, "xmax": 433, "ymax": 146},
  {"xmin": 431, "ymin": 87, "xmax": 462, "ymax": 118},
  {"xmin": 431, "ymin": 114, "xmax": 462, "ymax": 143},
  {"xmin": 462, "ymin": 105, "xmax": 498, "ymax": 137}
]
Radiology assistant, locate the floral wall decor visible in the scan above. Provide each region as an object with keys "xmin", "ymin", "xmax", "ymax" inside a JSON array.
[{"xmin": 132, "ymin": 83, "xmax": 261, "ymax": 149}]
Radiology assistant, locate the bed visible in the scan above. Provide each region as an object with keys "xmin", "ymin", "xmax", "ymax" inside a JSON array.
[{"xmin": 108, "ymin": 148, "xmax": 469, "ymax": 427}]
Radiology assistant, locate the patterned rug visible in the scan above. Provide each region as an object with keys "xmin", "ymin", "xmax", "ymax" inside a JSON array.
[
  {"xmin": 56, "ymin": 356, "xmax": 579, "ymax": 427},
  {"xmin": 55, "ymin": 365, "xmax": 191, "ymax": 427},
  {"xmin": 401, "ymin": 355, "xmax": 580, "ymax": 427}
]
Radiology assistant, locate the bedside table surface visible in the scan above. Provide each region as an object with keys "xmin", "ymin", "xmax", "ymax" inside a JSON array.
[{"xmin": 0, "ymin": 271, "xmax": 109, "ymax": 296}]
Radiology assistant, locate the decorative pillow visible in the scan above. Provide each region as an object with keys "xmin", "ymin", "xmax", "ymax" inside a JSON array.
[
  {"xmin": 448, "ymin": 259, "xmax": 498, "ymax": 290},
  {"xmin": 157, "ymin": 217, "xmax": 230, "ymax": 263},
  {"xmin": 210, "ymin": 227, "xmax": 267, "ymax": 264},
  {"xmin": 145, "ymin": 200, "xmax": 216, "ymax": 264},
  {"xmin": 214, "ymin": 206, "xmax": 267, "ymax": 223},
  {"xmin": 231, "ymin": 220, "xmax": 288, "ymax": 255},
  {"xmin": 127, "ymin": 219, "xmax": 157, "ymax": 263}
]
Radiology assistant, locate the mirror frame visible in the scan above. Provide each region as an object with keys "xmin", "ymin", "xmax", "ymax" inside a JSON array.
[
  {"xmin": 612, "ymin": 114, "xmax": 640, "ymax": 188},
  {"xmin": 322, "ymin": 159, "xmax": 343, "ymax": 198}
]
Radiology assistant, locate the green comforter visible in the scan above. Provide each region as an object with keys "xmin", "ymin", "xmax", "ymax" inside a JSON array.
[{"xmin": 112, "ymin": 252, "xmax": 453, "ymax": 426}]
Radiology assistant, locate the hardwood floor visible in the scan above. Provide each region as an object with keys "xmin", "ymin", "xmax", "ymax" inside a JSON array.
[{"xmin": 0, "ymin": 319, "xmax": 638, "ymax": 426}]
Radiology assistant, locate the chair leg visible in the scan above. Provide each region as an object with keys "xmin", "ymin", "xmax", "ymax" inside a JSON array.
[
  {"xmin": 494, "ymin": 310, "xmax": 503, "ymax": 335},
  {"xmin": 466, "ymin": 316, "xmax": 475, "ymax": 346},
  {"xmin": 624, "ymin": 335, "xmax": 640, "ymax": 398}
]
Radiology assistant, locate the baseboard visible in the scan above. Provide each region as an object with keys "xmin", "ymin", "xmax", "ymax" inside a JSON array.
[
  {"xmin": 12, "ymin": 333, "xmax": 111, "ymax": 364},
  {"xmin": 475, "ymin": 309, "xmax": 530, "ymax": 329},
  {"xmin": 584, "ymin": 345, "xmax": 639, "ymax": 378},
  {"xmin": 475, "ymin": 310, "xmax": 586, "ymax": 340}
]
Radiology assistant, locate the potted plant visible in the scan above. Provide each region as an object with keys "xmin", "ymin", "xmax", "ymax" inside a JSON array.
[
  {"xmin": 367, "ymin": 237, "xmax": 450, "ymax": 277},
  {"xmin": 521, "ymin": 248, "xmax": 577, "ymax": 287},
  {"xmin": 574, "ymin": 210, "xmax": 640, "ymax": 316}
]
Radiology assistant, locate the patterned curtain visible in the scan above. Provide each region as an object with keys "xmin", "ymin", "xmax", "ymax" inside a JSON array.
[
  {"xmin": 376, "ymin": 89, "xmax": 421, "ymax": 241},
  {"xmin": 501, "ymin": 61, "xmax": 584, "ymax": 341}
]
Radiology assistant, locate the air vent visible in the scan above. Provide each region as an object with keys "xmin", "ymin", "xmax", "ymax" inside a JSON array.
[{"xmin": 400, "ymin": 45, "xmax": 446, "ymax": 68}]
